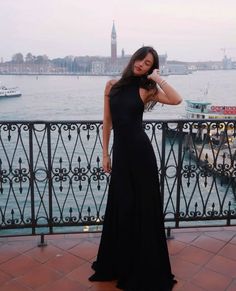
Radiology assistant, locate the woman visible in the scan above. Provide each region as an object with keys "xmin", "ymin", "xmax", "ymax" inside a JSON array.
[{"xmin": 89, "ymin": 46, "xmax": 182, "ymax": 291}]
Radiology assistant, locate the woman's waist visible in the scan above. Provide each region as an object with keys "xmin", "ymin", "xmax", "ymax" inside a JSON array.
[
  {"xmin": 112, "ymin": 120, "xmax": 143, "ymax": 130},
  {"xmin": 113, "ymin": 126, "xmax": 143, "ymax": 137},
  {"xmin": 113, "ymin": 128, "xmax": 149, "ymax": 142}
]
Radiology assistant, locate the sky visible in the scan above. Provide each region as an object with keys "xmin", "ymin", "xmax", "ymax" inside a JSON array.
[{"xmin": 0, "ymin": 0, "xmax": 236, "ymax": 62}]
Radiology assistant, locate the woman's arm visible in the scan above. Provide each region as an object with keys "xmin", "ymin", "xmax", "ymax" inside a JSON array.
[
  {"xmin": 147, "ymin": 69, "xmax": 182, "ymax": 105},
  {"xmin": 102, "ymin": 80, "xmax": 115, "ymax": 172}
]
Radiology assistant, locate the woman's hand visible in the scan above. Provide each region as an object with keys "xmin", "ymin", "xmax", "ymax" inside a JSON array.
[
  {"xmin": 147, "ymin": 69, "xmax": 161, "ymax": 83},
  {"xmin": 147, "ymin": 69, "xmax": 182, "ymax": 105},
  {"xmin": 103, "ymin": 155, "xmax": 111, "ymax": 173}
]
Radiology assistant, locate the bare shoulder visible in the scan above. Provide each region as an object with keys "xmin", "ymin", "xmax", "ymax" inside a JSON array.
[
  {"xmin": 106, "ymin": 79, "xmax": 118, "ymax": 87},
  {"xmin": 104, "ymin": 79, "xmax": 119, "ymax": 95}
]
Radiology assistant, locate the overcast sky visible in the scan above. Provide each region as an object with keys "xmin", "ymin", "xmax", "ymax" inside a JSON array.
[{"xmin": 0, "ymin": 0, "xmax": 236, "ymax": 62}]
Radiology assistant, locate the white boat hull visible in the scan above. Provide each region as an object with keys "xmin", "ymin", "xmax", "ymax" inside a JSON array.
[{"xmin": 0, "ymin": 87, "xmax": 22, "ymax": 98}]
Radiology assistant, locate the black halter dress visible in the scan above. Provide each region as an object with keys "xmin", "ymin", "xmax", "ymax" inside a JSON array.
[{"xmin": 89, "ymin": 77, "xmax": 177, "ymax": 291}]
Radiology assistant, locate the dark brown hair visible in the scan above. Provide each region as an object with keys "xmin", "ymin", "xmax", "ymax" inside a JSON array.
[{"xmin": 111, "ymin": 46, "xmax": 160, "ymax": 110}]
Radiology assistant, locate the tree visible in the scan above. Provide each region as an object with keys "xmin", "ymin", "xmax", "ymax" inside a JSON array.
[
  {"xmin": 12, "ymin": 53, "xmax": 24, "ymax": 63},
  {"xmin": 34, "ymin": 55, "xmax": 49, "ymax": 64},
  {"xmin": 25, "ymin": 52, "xmax": 35, "ymax": 63}
]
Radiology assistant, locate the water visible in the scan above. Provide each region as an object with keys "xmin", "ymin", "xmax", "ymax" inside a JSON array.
[
  {"xmin": 1, "ymin": 70, "xmax": 236, "ymax": 121},
  {"xmin": 0, "ymin": 71, "xmax": 236, "ymax": 233}
]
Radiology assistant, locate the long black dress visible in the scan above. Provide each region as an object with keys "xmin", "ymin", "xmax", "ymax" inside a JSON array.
[{"xmin": 89, "ymin": 77, "xmax": 177, "ymax": 291}]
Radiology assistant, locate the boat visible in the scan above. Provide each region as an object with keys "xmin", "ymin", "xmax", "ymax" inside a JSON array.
[
  {"xmin": 185, "ymin": 100, "xmax": 236, "ymax": 119},
  {"xmin": 0, "ymin": 85, "xmax": 22, "ymax": 98}
]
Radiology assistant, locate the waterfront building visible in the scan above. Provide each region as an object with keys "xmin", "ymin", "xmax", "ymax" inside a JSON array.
[
  {"xmin": 4, "ymin": 22, "xmax": 230, "ymax": 75},
  {"xmin": 164, "ymin": 63, "xmax": 190, "ymax": 75},
  {"xmin": 91, "ymin": 61, "xmax": 105, "ymax": 74}
]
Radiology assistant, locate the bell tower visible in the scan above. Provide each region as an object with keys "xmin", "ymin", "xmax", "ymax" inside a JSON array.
[{"xmin": 111, "ymin": 21, "xmax": 117, "ymax": 62}]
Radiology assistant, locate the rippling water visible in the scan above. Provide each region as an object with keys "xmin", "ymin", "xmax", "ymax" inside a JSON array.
[
  {"xmin": 0, "ymin": 71, "xmax": 236, "ymax": 233},
  {"xmin": 1, "ymin": 70, "xmax": 236, "ymax": 121}
]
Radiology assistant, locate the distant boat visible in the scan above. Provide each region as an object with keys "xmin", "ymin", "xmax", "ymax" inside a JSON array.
[
  {"xmin": 0, "ymin": 85, "xmax": 22, "ymax": 98},
  {"xmin": 185, "ymin": 100, "xmax": 236, "ymax": 119}
]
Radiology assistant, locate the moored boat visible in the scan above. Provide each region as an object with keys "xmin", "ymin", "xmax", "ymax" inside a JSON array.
[
  {"xmin": 0, "ymin": 85, "xmax": 22, "ymax": 98},
  {"xmin": 185, "ymin": 100, "xmax": 236, "ymax": 119}
]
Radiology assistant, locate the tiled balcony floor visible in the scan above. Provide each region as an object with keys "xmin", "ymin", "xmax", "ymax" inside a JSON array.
[{"xmin": 0, "ymin": 227, "xmax": 236, "ymax": 291}]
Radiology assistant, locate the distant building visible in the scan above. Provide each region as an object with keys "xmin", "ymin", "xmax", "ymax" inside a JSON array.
[
  {"xmin": 0, "ymin": 22, "xmax": 191, "ymax": 75},
  {"xmin": 222, "ymin": 55, "xmax": 233, "ymax": 70},
  {"xmin": 91, "ymin": 61, "xmax": 105, "ymax": 74},
  {"xmin": 111, "ymin": 21, "xmax": 117, "ymax": 63},
  {"xmin": 104, "ymin": 22, "xmax": 167, "ymax": 74},
  {"xmin": 164, "ymin": 64, "xmax": 189, "ymax": 75}
]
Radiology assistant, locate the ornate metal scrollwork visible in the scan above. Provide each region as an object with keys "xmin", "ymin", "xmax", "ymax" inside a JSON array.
[{"xmin": 0, "ymin": 119, "xmax": 235, "ymax": 235}]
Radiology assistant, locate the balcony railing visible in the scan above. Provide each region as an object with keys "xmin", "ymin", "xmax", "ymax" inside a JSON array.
[{"xmin": 0, "ymin": 119, "xmax": 236, "ymax": 236}]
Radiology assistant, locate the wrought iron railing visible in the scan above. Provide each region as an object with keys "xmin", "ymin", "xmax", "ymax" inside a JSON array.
[{"xmin": 0, "ymin": 120, "xmax": 236, "ymax": 236}]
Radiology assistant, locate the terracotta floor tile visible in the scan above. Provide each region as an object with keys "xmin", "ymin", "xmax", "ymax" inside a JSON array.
[
  {"xmin": 46, "ymin": 234, "xmax": 66, "ymax": 240},
  {"xmin": 174, "ymin": 232, "xmax": 201, "ymax": 243},
  {"xmin": 205, "ymin": 230, "xmax": 236, "ymax": 242},
  {"xmin": 192, "ymin": 268, "xmax": 232, "ymax": 291},
  {"xmin": 25, "ymin": 244, "xmax": 64, "ymax": 263},
  {"xmin": 230, "ymin": 235, "xmax": 236, "ymax": 245},
  {"xmin": 196, "ymin": 227, "xmax": 224, "ymax": 232},
  {"xmin": 218, "ymin": 243, "xmax": 236, "ymax": 261},
  {"xmin": 206, "ymin": 255, "xmax": 236, "ymax": 278},
  {"xmin": 7, "ymin": 240, "xmax": 37, "ymax": 253},
  {"xmin": 67, "ymin": 262, "xmax": 95, "ymax": 288},
  {"xmin": 45, "ymin": 252, "xmax": 87, "ymax": 274},
  {"xmin": 227, "ymin": 279, "xmax": 236, "ymax": 291},
  {"xmin": 0, "ymin": 269, "xmax": 12, "ymax": 285},
  {"xmin": 7, "ymin": 236, "xmax": 37, "ymax": 242},
  {"xmin": 89, "ymin": 281, "xmax": 120, "ymax": 291},
  {"xmin": 65, "ymin": 233, "xmax": 90, "ymax": 239},
  {"xmin": 16, "ymin": 264, "xmax": 63, "ymax": 289},
  {"xmin": 0, "ymin": 280, "xmax": 31, "ymax": 291},
  {"xmin": 87, "ymin": 232, "xmax": 102, "ymax": 238},
  {"xmin": 177, "ymin": 245, "xmax": 214, "ymax": 266},
  {"xmin": 191, "ymin": 234, "xmax": 226, "ymax": 253},
  {"xmin": 167, "ymin": 240, "xmax": 187, "ymax": 256},
  {"xmin": 68, "ymin": 240, "xmax": 98, "ymax": 261},
  {"xmin": 86, "ymin": 236, "xmax": 101, "ymax": 245},
  {"xmin": 222, "ymin": 226, "xmax": 236, "ymax": 231},
  {"xmin": 179, "ymin": 282, "xmax": 206, "ymax": 291},
  {"xmin": 170, "ymin": 257, "xmax": 201, "ymax": 281},
  {"xmin": 37, "ymin": 277, "xmax": 87, "ymax": 291},
  {"xmin": 1, "ymin": 228, "xmax": 236, "ymax": 290},
  {"xmin": 0, "ymin": 244, "xmax": 21, "ymax": 263},
  {"xmin": 171, "ymin": 278, "xmax": 186, "ymax": 290},
  {"xmin": 172, "ymin": 228, "xmax": 204, "ymax": 233},
  {"xmin": 50, "ymin": 238, "xmax": 81, "ymax": 250},
  {"xmin": 0, "ymin": 254, "xmax": 40, "ymax": 277}
]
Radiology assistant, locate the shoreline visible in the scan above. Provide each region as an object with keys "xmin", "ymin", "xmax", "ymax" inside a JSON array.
[{"xmin": 0, "ymin": 68, "xmax": 235, "ymax": 77}]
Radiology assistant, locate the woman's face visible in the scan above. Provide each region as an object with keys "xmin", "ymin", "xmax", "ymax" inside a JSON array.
[{"xmin": 133, "ymin": 52, "xmax": 154, "ymax": 76}]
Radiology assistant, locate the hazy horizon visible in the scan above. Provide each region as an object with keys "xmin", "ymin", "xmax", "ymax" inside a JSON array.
[{"xmin": 0, "ymin": 0, "xmax": 236, "ymax": 62}]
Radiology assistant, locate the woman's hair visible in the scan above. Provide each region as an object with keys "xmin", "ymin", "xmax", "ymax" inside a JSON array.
[{"xmin": 111, "ymin": 46, "xmax": 160, "ymax": 110}]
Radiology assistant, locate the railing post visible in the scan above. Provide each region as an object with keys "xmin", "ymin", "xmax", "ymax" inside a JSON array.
[
  {"xmin": 38, "ymin": 233, "xmax": 47, "ymax": 247},
  {"xmin": 166, "ymin": 226, "xmax": 174, "ymax": 239},
  {"xmin": 160, "ymin": 121, "xmax": 167, "ymax": 209},
  {"xmin": 29, "ymin": 122, "xmax": 36, "ymax": 235},
  {"xmin": 175, "ymin": 121, "xmax": 184, "ymax": 229},
  {"xmin": 47, "ymin": 123, "xmax": 53, "ymax": 234}
]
